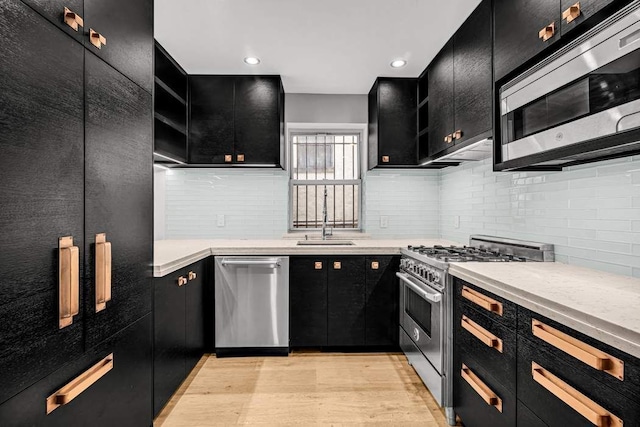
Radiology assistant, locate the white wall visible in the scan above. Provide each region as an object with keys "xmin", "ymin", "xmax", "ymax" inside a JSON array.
[
  {"xmin": 285, "ymin": 93, "xmax": 367, "ymax": 123},
  {"xmin": 440, "ymin": 156, "xmax": 640, "ymax": 278}
]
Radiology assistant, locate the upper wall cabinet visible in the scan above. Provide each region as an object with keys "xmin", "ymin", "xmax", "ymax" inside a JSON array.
[
  {"xmin": 154, "ymin": 43, "xmax": 188, "ymax": 163},
  {"xmin": 84, "ymin": 0, "xmax": 153, "ymax": 93},
  {"xmin": 20, "ymin": 0, "xmax": 85, "ymax": 42},
  {"xmin": 189, "ymin": 75, "xmax": 285, "ymax": 167},
  {"xmin": 427, "ymin": 0, "xmax": 492, "ymax": 160},
  {"xmin": 368, "ymin": 78, "xmax": 418, "ymax": 169},
  {"xmin": 494, "ymin": 0, "xmax": 625, "ymax": 81}
]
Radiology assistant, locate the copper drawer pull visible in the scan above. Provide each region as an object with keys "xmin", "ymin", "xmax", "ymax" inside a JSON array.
[
  {"xmin": 46, "ymin": 353, "xmax": 114, "ymax": 414},
  {"xmin": 314, "ymin": 261, "xmax": 323, "ymax": 270},
  {"xmin": 461, "ymin": 285, "xmax": 503, "ymax": 316},
  {"xmin": 453, "ymin": 130, "xmax": 463, "ymax": 140},
  {"xmin": 539, "ymin": 22, "xmax": 555, "ymax": 41},
  {"xmin": 461, "ymin": 364, "xmax": 503, "ymax": 413},
  {"xmin": 224, "ymin": 154, "xmax": 232, "ymax": 163},
  {"xmin": 461, "ymin": 315, "xmax": 503, "ymax": 353},
  {"xmin": 95, "ymin": 233, "xmax": 112, "ymax": 313},
  {"xmin": 381, "ymin": 156, "xmax": 390, "ymax": 163},
  {"xmin": 532, "ymin": 362, "xmax": 622, "ymax": 427},
  {"xmin": 188, "ymin": 271, "xmax": 197, "ymax": 281},
  {"xmin": 89, "ymin": 29, "xmax": 107, "ymax": 49},
  {"xmin": 444, "ymin": 134, "xmax": 454, "ymax": 143},
  {"xmin": 59, "ymin": 236, "xmax": 80, "ymax": 329},
  {"xmin": 371, "ymin": 261, "xmax": 379, "ymax": 270},
  {"xmin": 563, "ymin": 2, "xmax": 581, "ymax": 23},
  {"xmin": 178, "ymin": 276, "xmax": 188, "ymax": 286},
  {"xmin": 532, "ymin": 320, "xmax": 624, "ymax": 380},
  {"xmin": 237, "ymin": 154, "xmax": 245, "ymax": 162},
  {"xmin": 333, "ymin": 261, "xmax": 342, "ymax": 270},
  {"xmin": 63, "ymin": 7, "xmax": 83, "ymax": 31}
]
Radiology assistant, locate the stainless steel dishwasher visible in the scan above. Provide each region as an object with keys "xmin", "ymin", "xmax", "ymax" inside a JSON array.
[{"xmin": 214, "ymin": 256, "xmax": 289, "ymax": 356}]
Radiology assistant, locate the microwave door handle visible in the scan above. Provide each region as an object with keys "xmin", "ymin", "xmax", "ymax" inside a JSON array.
[{"xmin": 396, "ymin": 272, "xmax": 442, "ymax": 303}]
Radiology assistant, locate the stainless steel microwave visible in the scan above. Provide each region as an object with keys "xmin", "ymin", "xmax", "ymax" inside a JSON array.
[{"xmin": 499, "ymin": 1, "xmax": 640, "ymax": 168}]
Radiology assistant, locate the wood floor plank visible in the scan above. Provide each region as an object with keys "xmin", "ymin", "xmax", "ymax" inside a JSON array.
[{"xmin": 155, "ymin": 352, "xmax": 453, "ymax": 426}]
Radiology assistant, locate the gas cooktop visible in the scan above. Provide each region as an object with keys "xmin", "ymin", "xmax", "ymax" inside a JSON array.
[{"xmin": 406, "ymin": 245, "xmax": 529, "ymax": 263}]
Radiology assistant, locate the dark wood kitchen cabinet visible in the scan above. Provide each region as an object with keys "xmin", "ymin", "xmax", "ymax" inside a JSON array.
[
  {"xmin": 0, "ymin": 315, "xmax": 153, "ymax": 427},
  {"xmin": 83, "ymin": 0, "xmax": 154, "ymax": 93},
  {"xmin": 290, "ymin": 257, "xmax": 329, "ymax": 347},
  {"xmin": 368, "ymin": 78, "xmax": 418, "ymax": 169},
  {"xmin": 365, "ymin": 256, "xmax": 400, "ymax": 346},
  {"xmin": 0, "ymin": 1, "xmax": 85, "ymax": 404},
  {"xmin": 20, "ymin": 0, "xmax": 85, "ymax": 42},
  {"xmin": 493, "ymin": 0, "xmax": 627, "ymax": 81},
  {"xmin": 328, "ymin": 256, "xmax": 367, "ymax": 346},
  {"xmin": 427, "ymin": 0, "xmax": 492, "ymax": 159},
  {"xmin": 189, "ymin": 75, "xmax": 284, "ymax": 166},
  {"xmin": 290, "ymin": 255, "xmax": 400, "ymax": 349},
  {"xmin": 453, "ymin": 277, "xmax": 640, "ymax": 427},
  {"xmin": 0, "ymin": 0, "xmax": 153, "ymax": 422},
  {"xmin": 154, "ymin": 259, "xmax": 208, "ymax": 416}
]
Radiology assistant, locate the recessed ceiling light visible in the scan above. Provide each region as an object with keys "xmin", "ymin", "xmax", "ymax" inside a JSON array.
[
  {"xmin": 390, "ymin": 59, "xmax": 407, "ymax": 68},
  {"xmin": 244, "ymin": 57, "xmax": 260, "ymax": 65}
]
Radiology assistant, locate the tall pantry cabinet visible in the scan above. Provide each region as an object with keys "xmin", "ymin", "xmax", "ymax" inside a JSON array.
[{"xmin": 0, "ymin": 1, "xmax": 154, "ymax": 425}]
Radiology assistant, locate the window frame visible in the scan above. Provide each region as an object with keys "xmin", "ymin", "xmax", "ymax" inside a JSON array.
[{"xmin": 287, "ymin": 125, "xmax": 365, "ymax": 232}]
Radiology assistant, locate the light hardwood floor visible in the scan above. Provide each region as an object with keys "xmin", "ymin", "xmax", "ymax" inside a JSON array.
[{"xmin": 155, "ymin": 352, "xmax": 453, "ymax": 426}]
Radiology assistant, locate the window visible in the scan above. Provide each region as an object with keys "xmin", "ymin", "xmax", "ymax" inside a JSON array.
[{"xmin": 290, "ymin": 132, "xmax": 361, "ymax": 229}]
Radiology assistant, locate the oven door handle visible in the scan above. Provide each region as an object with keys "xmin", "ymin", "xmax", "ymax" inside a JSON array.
[{"xmin": 396, "ymin": 272, "xmax": 442, "ymax": 303}]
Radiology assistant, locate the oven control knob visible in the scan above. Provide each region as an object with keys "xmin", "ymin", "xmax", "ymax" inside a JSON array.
[
  {"xmin": 434, "ymin": 271, "xmax": 441, "ymax": 282},
  {"xmin": 413, "ymin": 328, "xmax": 420, "ymax": 341}
]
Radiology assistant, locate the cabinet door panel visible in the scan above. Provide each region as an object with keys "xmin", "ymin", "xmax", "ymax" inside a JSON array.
[
  {"xmin": 154, "ymin": 272, "xmax": 186, "ymax": 416},
  {"xmin": 185, "ymin": 259, "xmax": 207, "ymax": 374},
  {"xmin": 367, "ymin": 84, "xmax": 380, "ymax": 169},
  {"xmin": 560, "ymin": 0, "xmax": 620, "ymax": 35},
  {"xmin": 20, "ymin": 0, "xmax": 84, "ymax": 42},
  {"xmin": 453, "ymin": 0, "xmax": 493, "ymax": 145},
  {"xmin": 234, "ymin": 76, "xmax": 282, "ymax": 165},
  {"xmin": 0, "ymin": 1, "xmax": 85, "ymax": 404},
  {"xmin": 188, "ymin": 76, "xmax": 235, "ymax": 164},
  {"xmin": 328, "ymin": 256, "xmax": 365, "ymax": 346},
  {"xmin": 428, "ymin": 40, "xmax": 454, "ymax": 157},
  {"xmin": 365, "ymin": 256, "xmax": 399, "ymax": 346},
  {"xmin": 377, "ymin": 79, "xmax": 418, "ymax": 165},
  {"xmin": 84, "ymin": 54, "xmax": 153, "ymax": 349},
  {"xmin": 0, "ymin": 315, "xmax": 152, "ymax": 427},
  {"xmin": 84, "ymin": 0, "xmax": 153, "ymax": 93},
  {"xmin": 494, "ymin": 0, "xmax": 560, "ymax": 81},
  {"xmin": 290, "ymin": 257, "xmax": 328, "ymax": 347}
]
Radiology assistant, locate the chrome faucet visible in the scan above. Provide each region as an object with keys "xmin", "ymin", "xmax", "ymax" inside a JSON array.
[{"xmin": 322, "ymin": 186, "xmax": 329, "ymax": 240}]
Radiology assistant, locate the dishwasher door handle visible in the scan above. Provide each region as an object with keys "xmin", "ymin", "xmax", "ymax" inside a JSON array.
[{"xmin": 221, "ymin": 259, "xmax": 281, "ymax": 268}]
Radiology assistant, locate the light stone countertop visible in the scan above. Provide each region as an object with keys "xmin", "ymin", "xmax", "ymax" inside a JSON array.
[
  {"xmin": 153, "ymin": 238, "xmax": 458, "ymax": 278},
  {"xmin": 449, "ymin": 262, "xmax": 640, "ymax": 359}
]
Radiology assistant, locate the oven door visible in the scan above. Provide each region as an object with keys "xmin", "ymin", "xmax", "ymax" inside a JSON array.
[{"xmin": 397, "ymin": 271, "xmax": 443, "ymax": 374}]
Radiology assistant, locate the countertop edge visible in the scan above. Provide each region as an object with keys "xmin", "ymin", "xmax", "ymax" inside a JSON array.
[
  {"xmin": 153, "ymin": 249, "xmax": 213, "ymax": 277},
  {"xmin": 449, "ymin": 265, "xmax": 640, "ymax": 360}
]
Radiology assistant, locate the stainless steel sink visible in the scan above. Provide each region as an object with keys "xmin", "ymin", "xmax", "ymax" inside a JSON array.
[{"xmin": 296, "ymin": 240, "xmax": 355, "ymax": 246}]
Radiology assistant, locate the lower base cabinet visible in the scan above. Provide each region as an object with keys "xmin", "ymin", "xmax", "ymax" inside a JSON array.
[
  {"xmin": 154, "ymin": 258, "xmax": 208, "ymax": 416},
  {"xmin": 0, "ymin": 315, "xmax": 153, "ymax": 427},
  {"xmin": 289, "ymin": 255, "xmax": 399, "ymax": 349}
]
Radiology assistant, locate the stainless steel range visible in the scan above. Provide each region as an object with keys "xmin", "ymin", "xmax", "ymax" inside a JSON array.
[{"xmin": 397, "ymin": 235, "xmax": 554, "ymax": 425}]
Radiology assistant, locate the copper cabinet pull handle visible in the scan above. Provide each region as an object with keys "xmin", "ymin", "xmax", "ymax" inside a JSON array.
[
  {"xmin": 95, "ymin": 233, "xmax": 112, "ymax": 313},
  {"xmin": 461, "ymin": 364, "xmax": 503, "ymax": 413},
  {"xmin": 63, "ymin": 7, "xmax": 84, "ymax": 31},
  {"xmin": 314, "ymin": 261, "xmax": 323, "ymax": 270},
  {"xmin": 532, "ymin": 320, "xmax": 624, "ymax": 380},
  {"xmin": 59, "ymin": 236, "xmax": 79, "ymax": 329},
  {"xmin": 531, "ymin": 362, "xmax": 623, "ymax": 427},
  {"xmin": 237, "ymin": 154, "xmax": 245, "ymax": 162},
  {"xmin": 461, "ymin": 315, "xmax": 503, "ymax": 353},
  {"xmin": 178, "ymin": 276, "xmax": 188, "ymax": 286},
  {"xmin": 89, "ymin": 29, "xmax": 107, "ymax": 49},
  {"xmin": 333, "ymin": 261, "xmax": 341, "ymax": 270},
  {"xmin": 444, "ymin": 134, "xmax": 454, "ymax": 143},
  {"xmin": 381, "ymin": 156, "xmax": 390, "ymax": 163},
  {"xmin": 46, "ymin": 353, "xmax": 114, "ymax": 414},
  {"xmin": 461, "ymin": 285, "xmax": 503, "ymax": 316},
  {"xmin": 453, "ymin": 130, "xmax": 463, "ymax": 140},
  {"xmin": 539, "ymin": 22, "xmax": 555, "ymax": 41},
  {"xmin": 188, "ymin": 271, "xmax": 197, "ymax": 281},
  {"xmin": 563, "ymin": 2, "xmax": 581, "ymax": 23},
  {"xmin": 371, "ymin": 261, "xmax": 379, "ymax": 270},
  {"xmin": 224, "ymin": 154, "xmax": 232, "ymax": 163}
]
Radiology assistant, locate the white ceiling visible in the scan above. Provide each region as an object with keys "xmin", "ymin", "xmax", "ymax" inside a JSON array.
[{"xmin": 154, "ymin": 0, "xmax": 482, "ymax": 94}]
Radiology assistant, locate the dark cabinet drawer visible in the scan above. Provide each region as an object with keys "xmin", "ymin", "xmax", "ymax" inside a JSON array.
[
  {"xmin": 454, "ymin": 354, "xmax": 516, "ymax": 427},
  {"xmin": 453, "ymin": 278, "xmax": 517, "ymax": 328},
  {"xmin": 517, "ymin": 335, "xmax": 640, "ymax": 427},
  {"xmin": 0, "ymin": 315, "xmax": 152, "ymax": 427},
  {"xmin": 517, "ymin": 400, "xmax": 548, "ymax": 427},
  {"xmin": 454, "ymin": 299, "xmax": 517, "ymax": 393},
  {"xmin": 518, "ymin": 307, "xmax": 640, "ymax": 399}
]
